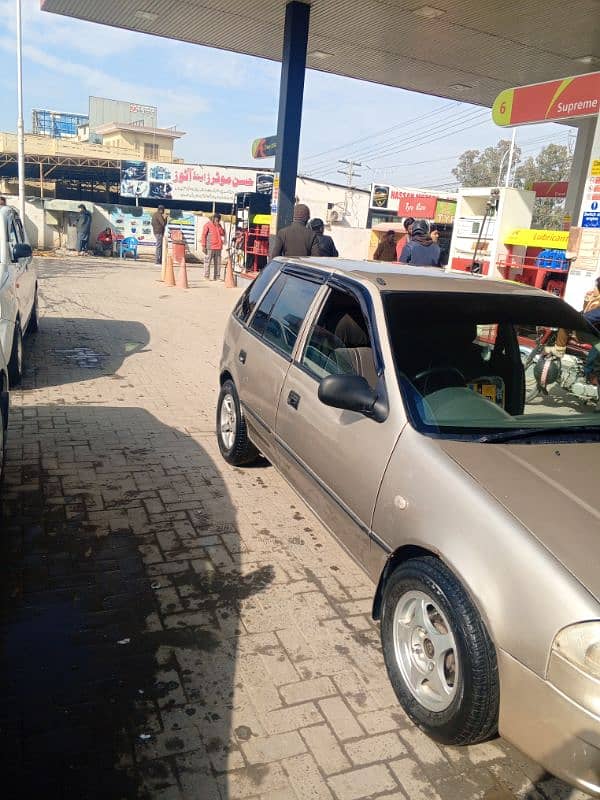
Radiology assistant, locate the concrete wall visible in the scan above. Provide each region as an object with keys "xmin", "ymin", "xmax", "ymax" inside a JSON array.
[{"xmin": 329, "ymin": 227, "xmax": 371, "ymax": 260}]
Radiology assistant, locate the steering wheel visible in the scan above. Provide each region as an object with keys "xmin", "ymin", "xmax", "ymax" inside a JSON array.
[{"xmin": 413, "ymin": 366, "xmax": 466, "ymax": 395}]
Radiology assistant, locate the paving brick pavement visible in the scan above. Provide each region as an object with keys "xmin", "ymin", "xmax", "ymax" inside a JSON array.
[{"xmin": 0, "ymin": 257, "xmax": 589, "ymax": 799}]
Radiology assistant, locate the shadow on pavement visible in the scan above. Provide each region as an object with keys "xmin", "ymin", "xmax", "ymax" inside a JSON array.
[
  {"xmin": 23, "ymin": 317, "xmax": 151, "ymax": 390},
  {"xmin": 0, "ymin": 403, "xmax": 273, "ymax": 799}
]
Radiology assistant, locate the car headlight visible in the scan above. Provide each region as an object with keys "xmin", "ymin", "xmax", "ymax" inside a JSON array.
[
  {"xmin": 552, "ymin": 622, "xmax": 600, "ymax": 680},
  {"xmin": 549, "ymin": 622, "xmax": 600, "ymax": 716}
]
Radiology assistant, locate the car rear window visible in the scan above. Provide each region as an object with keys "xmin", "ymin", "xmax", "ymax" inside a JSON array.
[
  {"xmin": 233, "ymin": 259, "xmax": 280, "ymax": 324},
  {"xmin": 250, "ymin": 274, "xmax": 321, "ymax": 357}
]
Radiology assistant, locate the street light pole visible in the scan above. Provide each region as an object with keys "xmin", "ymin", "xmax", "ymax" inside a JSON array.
[{"xmin": 16, "ymin": 0, "xmax": 26, "ymax": 221}]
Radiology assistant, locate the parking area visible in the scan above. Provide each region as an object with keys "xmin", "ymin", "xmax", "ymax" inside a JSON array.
[{"xmin": 0, "ymin": 257, "xmax": 587, "ymax": 800}]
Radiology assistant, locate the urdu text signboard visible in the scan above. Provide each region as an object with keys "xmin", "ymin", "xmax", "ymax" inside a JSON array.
[
  {"xmin": 492, "ymin": 72, "xmax": 600, "ymax": 126},
  {"xmin": 120, "ymin": 161, "xmax": 258, "ymax": 203}
]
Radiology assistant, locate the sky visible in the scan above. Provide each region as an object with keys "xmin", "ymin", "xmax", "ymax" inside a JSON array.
[{"xmin": 0, "ymin": 0, "xmax": 573, "ymax": 192}]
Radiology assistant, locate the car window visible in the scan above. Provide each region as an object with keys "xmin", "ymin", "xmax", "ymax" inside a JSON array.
[
  {"xmin": 301, "ymin": 288, "xmax": 377, "ymax": 388},
  {"xmin": 251, "ymin": 274, "xmax": 320, "ymax": 357},
  {"xmin": 233, "ymin": 260, "xmax": 280, "ymax": 324}
]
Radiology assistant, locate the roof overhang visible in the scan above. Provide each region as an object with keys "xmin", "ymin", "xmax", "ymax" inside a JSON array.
[
  {"xmin": 95, "ymin": 122, "xmax": 185, "ymax": 139},
  {"xmin": 41, "ymin": 0, "xmax": 599, "ymax": 107}
]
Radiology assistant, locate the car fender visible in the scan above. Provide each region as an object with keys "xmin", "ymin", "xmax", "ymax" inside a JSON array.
[{"xmin": 371, "ymin": 424, "xmax": 600, "ymax": 677}]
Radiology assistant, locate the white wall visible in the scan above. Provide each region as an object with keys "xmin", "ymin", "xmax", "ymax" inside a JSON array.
[
  {"xmin": 330, "ymin": 227, "xmax": 371, "ymax": 260},
  {"xmin": 295, "ymin": 177, "xmax": 369, "ymax": 229}
]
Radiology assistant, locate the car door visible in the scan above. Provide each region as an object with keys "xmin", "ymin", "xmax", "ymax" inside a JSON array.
[
  {"xmin": 274, "ymin": 280, "xmax": 405, "ymax": 576},
  {"xmin": 8, "ymin": 212, "xmax": 34, "ymax": 326},
  {"xmin": 235, "ymin": 267, "xmax": 324, "ymax": 462}
]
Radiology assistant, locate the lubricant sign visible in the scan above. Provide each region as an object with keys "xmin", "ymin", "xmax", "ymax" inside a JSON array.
[{"xmin": 492, "ymin": 72, "xmax": 600, "ymax": 126}]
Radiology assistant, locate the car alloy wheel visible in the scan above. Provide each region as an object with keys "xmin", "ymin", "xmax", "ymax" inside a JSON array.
[
  {"xmin": 216, "ymin": 379, "xmax": 259, "ymax": 466},
  {"xmin": 392, "ymin": 589, "xmax": 458, "ymax": 712},
  {"xmin": 219, "ymin": 393, "xmax": 237, "ymax": 451}
]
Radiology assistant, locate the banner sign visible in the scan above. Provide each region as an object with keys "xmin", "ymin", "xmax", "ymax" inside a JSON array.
[
  {"xmin": 109, "ymin": 205, "xmax": 156, "ymax": 248},
  {"xmin": 398, "ymin": 194, "xmax": 437, "ymax": 218},
  {"xmin": 532, "ymin": 181, "xmax": 569, "ymax": 198},
  {"xmin": 504, "ymin": 228, "xmax": 569, "ymax": 248},
  {"xmin": 252, "ymin": 136, "xmax": 277, "ymax": 159},
  {"xmin": 120, "ymin": 161, "xmax": 258, "ymax": 203},
  {"xmin": 492, "ymin": 72, "xmax": 600, "ymax": 126}
]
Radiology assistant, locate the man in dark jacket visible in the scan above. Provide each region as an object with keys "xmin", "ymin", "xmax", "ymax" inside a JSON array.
[
  {"xmin": 269, "ymin": 204, "xmax": 320, "ymax": 258},
  {"xmin": 152, "ymin": 206, "xmax": 167, "ymax": 265},
  {"xmin": 398, "ymin": 219, "xmax": 441, "ymax": 267},
  {"xmin": 76, "ymin": 204, "xmax": 92, "ymax": 255},
  {"xmin": 309, "ymin": 218, "xmax": 338, "ymax": 257},
  {"xmin": 374, "ymin": 230, "xmax": 397, "ymax": 262}
]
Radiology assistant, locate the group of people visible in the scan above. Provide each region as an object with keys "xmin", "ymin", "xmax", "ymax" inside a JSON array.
[
  {"xmin": 374, "ymin": 217, "xmax": 443, "ymax": 267},
  {"xmin": 269, "ymin": 204, "xmax": 339, "ymax": 259}
]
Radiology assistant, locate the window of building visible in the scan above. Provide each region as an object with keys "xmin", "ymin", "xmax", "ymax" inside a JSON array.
[{"xmin": 144, "ymin": 143, "xmax": 160, "ymax": 159}]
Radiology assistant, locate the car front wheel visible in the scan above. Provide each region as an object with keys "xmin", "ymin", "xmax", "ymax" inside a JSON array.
[
  {"xmin": 381, "ymin": 556, "xmax": 499, "ymax": 745},
  {"xmin": 217, "ymin": 379, "xmax": 259, "ymax": 466}
]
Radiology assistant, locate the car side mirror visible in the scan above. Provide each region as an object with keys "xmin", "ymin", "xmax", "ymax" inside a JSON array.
[
  {"xmin": 13, "ymin": 242, "xmax": 32, "ymax": 261},
  {"xmin": 318, "ymin": 374, "xmax": 378, "ymax": 417}
]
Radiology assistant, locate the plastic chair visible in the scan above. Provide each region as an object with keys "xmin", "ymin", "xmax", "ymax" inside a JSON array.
[{"xmin": 119, "ymin": 236, "xmax": 138, "ymax": 260}]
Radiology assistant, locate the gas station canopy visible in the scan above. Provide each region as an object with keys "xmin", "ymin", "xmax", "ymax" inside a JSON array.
[{"xmin": 41, "ymin": 0, "xmax": 599, "ymax": 107}]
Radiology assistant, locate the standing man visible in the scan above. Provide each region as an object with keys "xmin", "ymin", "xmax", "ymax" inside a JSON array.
[
  {"xmin": 374, "ymin": 230, "xmax": 397, "ymax": 262},
  {"xmin": 152, "ymin": 205, "xmax": 167, "ymax": 266},
  {"xmin": 202, "ymin": 213, "xmax": 226, "ymax": 280},
  {"xmin": 269, "ymin": 204, "xmax": 320, "ymax": 258},
  {"xmin": 309, "ymin": 218, "xmax": 338, "ymax": 256},
  {"xmin": 76, "ymin": 204, "xmax": 92, "ymax": 256}
]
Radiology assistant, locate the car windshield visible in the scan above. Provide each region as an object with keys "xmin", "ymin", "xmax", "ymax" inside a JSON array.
[{"xmin": 384, "ymin": 290, "xmax": 600, "ymax": 442}]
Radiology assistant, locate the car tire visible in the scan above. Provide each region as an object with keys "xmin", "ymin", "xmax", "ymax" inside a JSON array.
[
  {"xmin": 216, "ymin": 379, "xmax": 259, "ymax": 466},
  {"xmin": 8, "ymin": 319, "xmax": 23, "ymax": 386},
  {"xmin": 26, "ymin": 289, "xmax": 39, "ymax": 335},
  {"xmin": 0, "ymin": 393, "xmax": 6, "ymax": 488},
  {"xmin": 381, "ymin": 556, "xmax": 499, "ymax": 746}
]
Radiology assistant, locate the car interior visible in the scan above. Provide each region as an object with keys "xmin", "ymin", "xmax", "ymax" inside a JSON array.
[{"xmin": 302, "ymin": 289, "xmax": 378, "ymax": 388}]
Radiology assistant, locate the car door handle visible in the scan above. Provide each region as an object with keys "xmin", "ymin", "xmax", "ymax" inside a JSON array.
[
  {"xmin": 238, "ymin": 350, "xmax": 247, "ymax": 364},
  {"xmin": 287, "ymin": 390, "xmax": 300, "ymax": 410}
]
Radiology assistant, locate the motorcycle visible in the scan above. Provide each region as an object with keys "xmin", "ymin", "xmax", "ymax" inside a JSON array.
[{"xmin": 522, "ymin": 327, "xmax": 600, "ymax": 408}]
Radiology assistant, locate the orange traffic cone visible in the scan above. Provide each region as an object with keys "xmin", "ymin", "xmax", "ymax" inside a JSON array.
[
  {"xmin": 164, "ymin": 250, "xmax": 176, "ymax": 287},
  {"xmin": 224, "ymin": 255, "xmax": 236, "ymax": 288},
  {"xmin": 176, "ymin": 260, "xmax": 189, "ymax": 289}
]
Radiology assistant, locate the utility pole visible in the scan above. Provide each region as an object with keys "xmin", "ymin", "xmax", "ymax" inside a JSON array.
[
  {"xmin": 16, "ymin": 0, "xmax": 26, "ymax": 221},
  {"xmin": 337, "ymin": 159, "xmax": 362, "ymax": 217}
]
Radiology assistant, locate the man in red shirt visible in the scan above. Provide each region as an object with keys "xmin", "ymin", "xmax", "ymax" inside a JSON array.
[
  {"xmin": 96, "ymin": 227, "xmax": 114, "ymax": 256},
  {"xmin": 202, "ymin": 214, "xmax": 226, "ymax": 280},
  {"xmin": 395, "ymin": 217, "xmax": 415, "ymax": 261}
]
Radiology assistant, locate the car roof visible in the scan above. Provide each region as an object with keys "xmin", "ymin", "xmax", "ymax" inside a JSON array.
[{"xmin": 277, "ymin": 257, "xmax": 552, "ymax": 299}]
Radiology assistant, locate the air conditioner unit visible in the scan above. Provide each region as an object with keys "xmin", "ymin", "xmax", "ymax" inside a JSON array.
[{"xmin": 326, "ymin": 208, "xmax": 340, "ymax": 224}]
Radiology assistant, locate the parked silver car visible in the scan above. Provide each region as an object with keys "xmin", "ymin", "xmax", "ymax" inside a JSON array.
[
  {"xmin": 0, "ymin": 205, "xmax": 39, "ymax": 386},
  {"xmin": 217, "ymin": 257, "xmax": 600, "ymax": 795}
]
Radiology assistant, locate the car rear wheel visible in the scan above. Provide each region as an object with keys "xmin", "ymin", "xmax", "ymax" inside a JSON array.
[
  {"xmin": 381, "ymin": 556, "xmax": 499, "ymax": 745},
  {"xmin": 217, "ymin": 379, "xmax": 259, "ymax": 466},
  {"xmin": 8, "ymin": 320, "xmax": 23, "ymax": 386}
]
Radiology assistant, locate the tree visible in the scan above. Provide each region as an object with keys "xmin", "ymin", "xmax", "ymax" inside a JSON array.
[
  {"xmin": 452, "ymin": 139, "xmax": 521, "ymax": 187},
  {"xmin": 452, "ymin": 140, "xmax": 573, "ymax": 229}
]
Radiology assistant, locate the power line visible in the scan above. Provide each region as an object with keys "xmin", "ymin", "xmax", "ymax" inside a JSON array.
[
  {"xmin": 301, "ymin": 100, "xmax": 460, "ymax": 164},
  {"xmin": 301, "ymin": 103, "xmax": 474, "ymax": 174}
]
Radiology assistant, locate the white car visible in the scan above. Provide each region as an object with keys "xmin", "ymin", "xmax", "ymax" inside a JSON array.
[{"xmin": 0, "ymin": 205, "xmax": 38, "ymax": 385}]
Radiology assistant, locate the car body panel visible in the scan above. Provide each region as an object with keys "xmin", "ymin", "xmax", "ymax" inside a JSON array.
[
  {"xmin": 0, "ymin": 205, "xmax": 37, "ymax": 360},
  {"xmin": 440, "ymin": 440, "xmax": 600, "ymax": 603}
]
